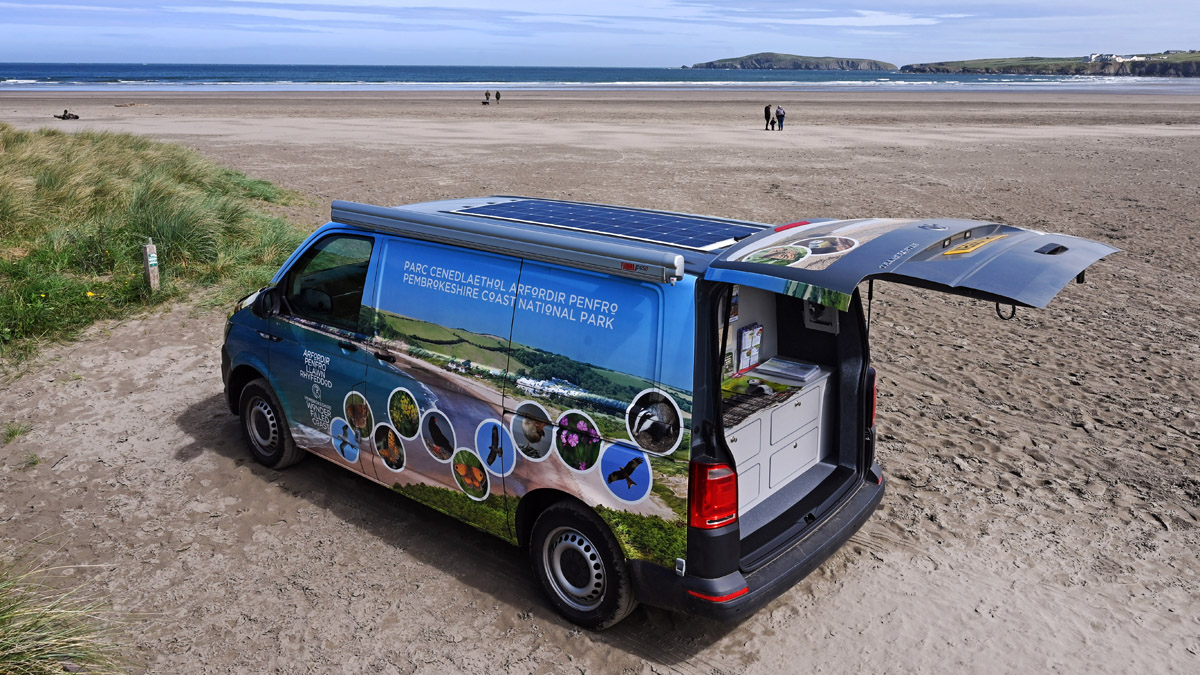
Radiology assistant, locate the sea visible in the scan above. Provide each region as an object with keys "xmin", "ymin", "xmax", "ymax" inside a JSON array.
[{"xmin": 3, "ymin": 62, "xmax": 1199, "ymax": 93}]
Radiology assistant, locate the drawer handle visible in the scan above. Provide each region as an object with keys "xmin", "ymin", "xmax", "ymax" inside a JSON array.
[
  {"xmin": 793, "ymin": 400, "xmax": 803, "ymax": 407},
  {"xmin": 729, "ymin": 436, "xmax": 738, "ymax": 443}
]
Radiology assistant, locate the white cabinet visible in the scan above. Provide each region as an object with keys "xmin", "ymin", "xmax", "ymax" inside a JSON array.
[{"xmin": 726, "ymin": 370, "xmax": 832, "ymax": 514}]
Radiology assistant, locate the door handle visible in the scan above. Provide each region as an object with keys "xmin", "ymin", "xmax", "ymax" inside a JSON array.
[
  {"xmin": 256, "ymin": 331, "xmax": 281, "ymax": 342},
  {"xmin": 337, "ymin": 341, "xmax": 358, "ymax": 352},
  {"xmin": 372, "ymin": 351, "xmax": 396, "ymax": 363}
]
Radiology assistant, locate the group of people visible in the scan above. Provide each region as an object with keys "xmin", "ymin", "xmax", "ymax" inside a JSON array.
[
  {"xmin": 763, "ymin": 104, "xmax": 786, "ymax": 130},
  {"xmin": 483, "ymin": 90, "xmax": 502, "ymax": 105}
]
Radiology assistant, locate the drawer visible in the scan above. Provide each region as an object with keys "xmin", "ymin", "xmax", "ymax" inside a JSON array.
[
  {"xmin": 769, "ymin": 426, "xmax": 821, "ymax": 488},
  {"xmin": 726, "ymin": 418, "xmax": 762, "ymax": 463},
  {"xmin": 738, "ymin": 463, "xmax": 761, "ymax": 511},
  {"xmin": 769, "ymin": 384, "xmax": 821, "ymax": 444}
]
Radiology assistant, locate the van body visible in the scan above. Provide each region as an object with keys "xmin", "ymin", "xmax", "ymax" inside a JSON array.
[{"xmin": 221, "ymin": 197, "xmax": 1116, "ymax": 628}]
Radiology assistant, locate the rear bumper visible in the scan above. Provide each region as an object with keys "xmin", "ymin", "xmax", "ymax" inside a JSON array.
[{"xmin": 631, "ymin": 471, "xmax": 884, "ymax": 620}]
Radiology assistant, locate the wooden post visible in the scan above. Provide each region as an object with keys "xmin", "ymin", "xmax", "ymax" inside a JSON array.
[{"xmin": 142, "ymin": 238, "xmax": 159, "ymax": 292}]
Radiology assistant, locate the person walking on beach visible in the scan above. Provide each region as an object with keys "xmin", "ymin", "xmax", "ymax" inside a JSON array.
[
  {"xmin": 495, "ymin": 90, "xmax": 501, "ymax": 104},
  {"xmin": 485, "ymin": 90, "xmax": 491, "ymax": 104},
  {"xmin": 763, "ymin": 104, "xmax": 772, "ymax": 130},
  {"xmin": 775, "ymin": 106, "xmax": 786, "ymax": 130}
]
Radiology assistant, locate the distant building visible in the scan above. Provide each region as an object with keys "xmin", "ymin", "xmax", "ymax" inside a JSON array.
[{"xmin": 1084, "ymin": 53, "xmax": 1146, "ymax": 63}]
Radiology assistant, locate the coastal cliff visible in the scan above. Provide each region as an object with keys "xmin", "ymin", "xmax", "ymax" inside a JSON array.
[
  {"xmin": 690, "ymin": 52, "xmax": 895, "ymax": 71},
  {"xmin": 902, "ymin": 53, "xmax": 1200, "ymax": 77}
]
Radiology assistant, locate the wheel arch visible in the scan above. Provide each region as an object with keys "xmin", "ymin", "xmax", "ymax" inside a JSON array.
[
  {"xmin": 515, "ymin": 488, "xmax": 589, "ymax": 549},
  {"xmin": 226, "ymin": 364, "xmax": 266, "ymax": 414}
]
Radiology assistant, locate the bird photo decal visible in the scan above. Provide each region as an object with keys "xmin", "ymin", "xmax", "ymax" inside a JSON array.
[
  {"xmin": 421, "ymin": 409, "xmax": 455, "ymax": 462},
  {"xmin": 476, "ymin": 419, "xmax": 516, "ymax": 476},
  {"xmin": 599, "ymin": 442, "xmax": 653, "ymax": 503},
  {"xmin": 511, "ymin": 401, "xmax": 553, "ymax": 460}
]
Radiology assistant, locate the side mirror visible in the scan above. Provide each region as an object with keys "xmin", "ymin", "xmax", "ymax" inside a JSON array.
[{"xmin": 251, "ymin": 287, "xmax": 280, "ymax": 318}]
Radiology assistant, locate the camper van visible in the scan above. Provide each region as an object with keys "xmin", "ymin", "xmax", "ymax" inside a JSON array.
[{"xmin": 221, "ymin": 197, "xmax": 1116, "ymax": 628}]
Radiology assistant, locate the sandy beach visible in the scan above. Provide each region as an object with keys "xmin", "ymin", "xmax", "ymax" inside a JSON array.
[{"xmin": 1, "ymin": 90, "xmax": 1198, "ymax": 673}]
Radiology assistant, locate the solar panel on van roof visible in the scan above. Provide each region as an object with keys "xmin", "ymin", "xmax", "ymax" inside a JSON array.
[{"xmin": 451, "ymin": 199, "xmax": 763, "ymax": 252}]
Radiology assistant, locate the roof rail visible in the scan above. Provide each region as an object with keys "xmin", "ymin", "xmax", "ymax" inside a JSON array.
[{"xmin": 331, "ymin": 200, "xmax": 686, "ymax": 284}]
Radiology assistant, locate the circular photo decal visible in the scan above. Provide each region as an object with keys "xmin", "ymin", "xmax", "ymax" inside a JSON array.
[
  {"xmin": 330, "ymin": 417, "xmax": 359, "ymax": 463},
  {"xmin": 794, "ymin": 236, "xmax": 858, "ymax": 256},
  {"xmin": 743, "ymin": 245, "xmax": 809, "ymax": 266},
  {"xmin": 373, "ymin": 422, "xmax": 405, "ymax": 472},
  {"xmin": 476, "ymin": 419, "xmax": 516, "ymax": 477},
  {"xmin": 451, "ymin": 449, "xmax": 490, "ymax": 501},
  {"xmin": 599, "ymin": 442, "xmax": 653, "ymax": 504},
  {"xmin": 554, "ymin": 410, "xmax": 603, "ymax": 473},
  {"xmin": 510, "ymin": 401, "xmax": 553, "ymax": 461},
  {"xmin": 387, "ymin": 387, "xmax": 421, "ymax": 440},
  {"xmin": 420, "ymin": 409, "xmax": 455, "ymax": 463},
  {"xmin": 343, "ymin": 392, "xmax": 373, "ymax": 440},
  {"xmin": 626, "ymin": 388, "xmax": 683, "ymax": 455}
]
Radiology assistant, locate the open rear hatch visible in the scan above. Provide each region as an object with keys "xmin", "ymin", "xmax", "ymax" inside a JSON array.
[
  {"xmin": 705, "ymin": 217, "xmax": 1118, "ymax": 567},
  {"xmin": 706, "ymin": 217, "xmax": 1119, "ymax": 310}
]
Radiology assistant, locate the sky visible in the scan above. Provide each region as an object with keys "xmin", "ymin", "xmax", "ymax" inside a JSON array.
[{"xmin": 1, "ymin": 1, "xmax": 1196, "ymax": 67}]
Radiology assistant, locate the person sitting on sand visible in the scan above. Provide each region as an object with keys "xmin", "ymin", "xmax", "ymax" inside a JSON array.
[{"xmin": 54, "ymin": 109, "xmax": 79, "ymax": 120}]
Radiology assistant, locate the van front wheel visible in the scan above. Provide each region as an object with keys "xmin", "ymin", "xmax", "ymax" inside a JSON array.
[
  {"xmin": 239, "ymin": 378, "xmax": 304, "ymax": 469},
  {"xmin": 530, "ymin": 501, "xmax": 636, "ymax": 629}
]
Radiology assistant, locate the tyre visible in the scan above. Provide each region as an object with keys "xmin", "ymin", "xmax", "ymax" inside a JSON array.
[
  {"xmin": 529, "ymin": 500, "xmax": 637, "ymax": 629},
  {"xmin": 239, "ymin": 378, "xmax": 304, "ymax": 469}
]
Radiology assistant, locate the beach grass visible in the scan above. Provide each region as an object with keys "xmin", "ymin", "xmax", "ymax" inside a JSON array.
[
  {"xmin": 0, "ymin": 123, "xmax": 306, "ymax": 362},
  {"xmin": 3, "ymin": 422, "xmax": 33, "ymax": 444},
  {"xmin": 0, "ymin": 560, "xmax": 124, "ymax": 675}
]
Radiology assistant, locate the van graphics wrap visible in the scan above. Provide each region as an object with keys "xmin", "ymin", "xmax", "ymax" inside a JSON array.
[
  {"xmin": 476, "ymin": 420, "xmax": 516, "ymax": 477},
  {"xmin": 626, "ymin": 388, "xmax": 683, "ymax": 455},
  {"xmin": 599, "ymin": 443, "xmax": 653, "ymax": 504},
  {"xmin": 386, "ymin": 387, "xmax": 421, "ymax": 440},
  {"xmin": 420, "ymin": 409, "xmax": 455, "ymax": 462},
  {"xmin": 329, "ymin": 418, "xmax": 359, "ymax": 463},
  {"xmin": 554, "ymin": 410, "xmax": 603, "ymax": 473},
  {"xmin": 343, "ymin": 391, "xmax": 372, "ymax": 440},
  {"xmin": 269, "ymin": 238, "xmax": 696, "ymax": 568},
  {"xmin": 451, "ymin": 449, "xmax": 490, "ymax": 501},
  {"xmin": 511, "ymin": 401, "xmax": 553, "ymax": 461},
  {"xmin": 373, "ymin": 423, "xmax": 405, "ymax": 472}
]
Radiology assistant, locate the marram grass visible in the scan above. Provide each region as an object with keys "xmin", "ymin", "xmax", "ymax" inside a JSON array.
[
  {"xmin": 0, "ymin": 123, "xmax": 307, "ymax": 362},
  {"xmin": 0, "ymin": 562, "xmax": 123, "ymax": 675}
]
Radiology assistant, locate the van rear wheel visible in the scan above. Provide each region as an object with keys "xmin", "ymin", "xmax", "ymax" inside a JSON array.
[
  {"xmin": 239, "ymin": 378, "xmax": 304, "ymax": 469},
  {"xmin": 530, "ymin": 501, "xmax": 636, "ymax": 629}
]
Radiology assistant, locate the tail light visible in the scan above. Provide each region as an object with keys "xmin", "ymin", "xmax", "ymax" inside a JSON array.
[{"xmin": 689, "ymin": 462, "xmax": 738, "ymax": 529}]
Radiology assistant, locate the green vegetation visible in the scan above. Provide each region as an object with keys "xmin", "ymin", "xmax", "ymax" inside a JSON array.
[
  {"xmin": 595, "ymin": 505, "xmax": 687, "ymax": 568},
  {"xmin": 691, "ymin": 52, "xmax": 895, "ymax": 71},
  {"xmin": 650, "ymin": 482, "xmax": 687, "ymax": 518},
  {"xmin": 391, "ymin": 482, "xmax": 518, "ymax": 544},
  {"xmin": 0, "ymin": 560, "xmax": 123, "ymax": 675},
  {"xmin": 375, "ymin": 311, "xmax": 523, "ymax": 372},
  {"xmin": 902, "ymin": 51, "xmax": 1200, "ymax": 76},
  {"xmin": 387, "ymin": 389, "xmax": 420, "ymax": 438},
  {"xmin": 0, "ymin": 123, "xmax": 306, "ymax": 361},
  {"xmin": 3, "ymin": 422, "xmax": 32, "ymax": 444},
  {"xmin": 18, "ymin": 453, "xmax": 41, "ymax": 470}
]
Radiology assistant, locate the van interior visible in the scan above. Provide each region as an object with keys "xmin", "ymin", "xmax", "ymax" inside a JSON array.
[{"xmin": 717, "ymin": 285, "xmax": 869, "ymax": 569}]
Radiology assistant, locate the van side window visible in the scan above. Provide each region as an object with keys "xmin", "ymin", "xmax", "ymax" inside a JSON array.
[{"xmin": 283, "ymin": 235, "xmax": 374, "ymax": 333}]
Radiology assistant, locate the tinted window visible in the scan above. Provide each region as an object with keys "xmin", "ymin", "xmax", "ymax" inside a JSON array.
[{"xmin": 284, "ymin": 235, "xmax": 374, "ymax": 333}]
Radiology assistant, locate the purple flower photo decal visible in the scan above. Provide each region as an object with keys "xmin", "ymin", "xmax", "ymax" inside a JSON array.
[{"xmin": 555, "ymin": 410, "xmax": 602, "ymax": 472}]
